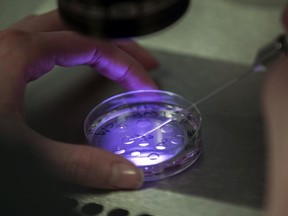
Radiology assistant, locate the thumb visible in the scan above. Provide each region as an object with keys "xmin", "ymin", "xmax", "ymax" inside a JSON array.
[
  {"xmin": 0, "ymin": 118, "xmax": 144, "ymax": 189},
  {"xmin": 22, "ymin": 123, "xmax": 145, "ymax": 189},
  {"xmin": 43, "ymin": 140, "xmax": 144, "ymax": 189}
]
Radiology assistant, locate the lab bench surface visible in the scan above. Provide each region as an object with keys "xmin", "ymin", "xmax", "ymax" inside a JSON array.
[{"xmin": 0, "ymin": 0, "xmax": 284, "ymax": 215}]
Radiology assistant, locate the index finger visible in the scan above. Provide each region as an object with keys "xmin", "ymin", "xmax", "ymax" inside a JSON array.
[
  {"xmin": 8, "ymin": 10, "xmax": 159, "ymax": 73},
  {"xmin": 28, "ymin": 31, "xmax": 158, "ymax": 90},
  {"xmin": 9, "ymin": 10, "xmax": 69, "ymax": 32}
]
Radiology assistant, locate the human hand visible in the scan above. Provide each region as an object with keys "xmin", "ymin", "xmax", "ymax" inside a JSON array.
[
  {"xmin": 262, "ymin": 6, "xmax": 288, "ymax": 216},
  {"xmin": 0, "ymin": 10, "xmax": 158, "ymax": 189}
]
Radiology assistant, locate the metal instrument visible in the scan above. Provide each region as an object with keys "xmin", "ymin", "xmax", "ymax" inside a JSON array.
[{"xmin": 58, "ymin": 0, "xmax": 190, "ymax": 38}]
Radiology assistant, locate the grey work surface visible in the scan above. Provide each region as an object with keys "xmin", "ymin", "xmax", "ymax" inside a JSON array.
[
  {"xmin": 26, "ymin": 50, "xmax": 266, "ymax": 216},
  {"xmin": 1, "ymin": 0, "xmax": 283, "ymax": 215}
]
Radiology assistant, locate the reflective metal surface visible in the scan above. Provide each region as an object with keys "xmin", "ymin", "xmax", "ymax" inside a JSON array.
[{"xmin": 0, "ymin": 0, "xmax": 286, "ymax": 215}]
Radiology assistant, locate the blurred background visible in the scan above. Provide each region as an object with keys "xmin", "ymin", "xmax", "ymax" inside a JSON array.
[{"xmin": 0, "ymin": 0, "xmax": 285, "ymax": 66}]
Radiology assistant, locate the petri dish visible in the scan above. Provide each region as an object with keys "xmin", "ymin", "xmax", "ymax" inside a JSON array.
[{"xmin": 84, "ymin": 90, "xmax": 202, "ymax": 181}]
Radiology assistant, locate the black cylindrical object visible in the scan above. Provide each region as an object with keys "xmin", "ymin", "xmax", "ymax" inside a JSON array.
[{"xmin": 58, "ymin": 0, "xmax": 190, "ymax": 38}]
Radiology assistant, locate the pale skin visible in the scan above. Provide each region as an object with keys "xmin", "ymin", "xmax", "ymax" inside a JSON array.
[
  {"xmin": 262, "ymin": 6, "xmax": 288, "ymax": 216},
  {"xmin": 1, "ymin": 7, "xmax": 288, "ymax": 215},
  {"xmin": 0, "ymin": 10, "xmax": 158, "ymax": 190}
]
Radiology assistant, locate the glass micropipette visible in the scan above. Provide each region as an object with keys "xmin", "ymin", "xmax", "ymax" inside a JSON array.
[{"xmin": 131, "ymin": 33, "xmax": 288, "ymax": 141}]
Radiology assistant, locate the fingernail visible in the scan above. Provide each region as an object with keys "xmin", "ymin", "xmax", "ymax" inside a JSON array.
[{"xmin": 109, "ymin": 163, "xmax": 144, "ymax": 189}]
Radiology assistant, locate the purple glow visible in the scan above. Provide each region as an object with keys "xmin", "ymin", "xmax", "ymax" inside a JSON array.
[
  {"xmin": 87, "ymin": 103, "xmax": 186, "ymax": 167},
  {"xmin": 84, "ymin": 90, "xmax": 203, "ymax": 181}
]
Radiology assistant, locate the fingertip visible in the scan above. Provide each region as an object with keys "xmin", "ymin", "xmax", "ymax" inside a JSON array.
[
  {"xmin": 124, "ymin": 80, "xmax": 159, "ymax": 91},
  {"xmin": 114, "ymin": 40, "xmax": 160, "ymax": 70},
  {"xmin": 109, "ymin": 163, "xmax": 144, "ymax": 189},
  {"xmin": 143, "ymin": 57, "xmax": 159, "ymax": 71}
]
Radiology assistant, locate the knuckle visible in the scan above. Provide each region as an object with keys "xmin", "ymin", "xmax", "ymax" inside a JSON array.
[
  {"xmin": 0, "ymin": 29, "xmax": 36, "ymax": 64},
  {"xmin": 0, "ymin": 29, "xmax": 35, "ymax": 56},
  {"xmin": 117, "ymin": 64, "xmax": 135, "ymax": 84},
  {"xmin": 0, "ymin": 29, "xmax": 29, "ymax": 42},
  {"xmin": 64, "ymin": 146, "xmax": 97, "ymax": 186}
]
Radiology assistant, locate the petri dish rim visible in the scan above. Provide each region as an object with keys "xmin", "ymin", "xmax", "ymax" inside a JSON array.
[
  {"xmin": 84, "ymin": 90, "xmax": 202, "ymax": 139},
  {"xmin": 84, "ymin": 90, "xmax": 203, "ymax": 181}
]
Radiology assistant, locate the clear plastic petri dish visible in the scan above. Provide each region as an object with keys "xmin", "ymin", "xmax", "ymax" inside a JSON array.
[{"xmin": 84, "ymin": 90, "xmax": 202, "ymax": 181}]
